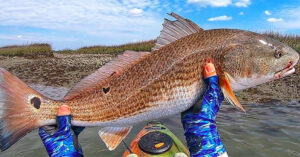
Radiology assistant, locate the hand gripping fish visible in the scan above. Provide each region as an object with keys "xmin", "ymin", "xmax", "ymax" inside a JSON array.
[{"xmin": 0, "ymin": 13, "xmax": 299, "ymax": 151}]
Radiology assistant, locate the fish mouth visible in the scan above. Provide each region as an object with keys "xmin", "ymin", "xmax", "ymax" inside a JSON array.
[{"xmin": 274, "ymin": 61, "xmax": 296, "ymax": 79}]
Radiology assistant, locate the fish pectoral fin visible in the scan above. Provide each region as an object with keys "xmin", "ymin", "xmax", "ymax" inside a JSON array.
[
  {"xmin": 219, "ymin": 72, "xmax": 246, "ymax": 112},
  {"xmin": 98, "ymin": 126, "xmax": 132, "ymax": 151}
]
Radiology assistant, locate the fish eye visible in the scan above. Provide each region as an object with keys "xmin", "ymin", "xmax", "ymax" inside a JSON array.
[{"xmin": 274, "ymin": 50, "xmax": 283, "ymax": 59}]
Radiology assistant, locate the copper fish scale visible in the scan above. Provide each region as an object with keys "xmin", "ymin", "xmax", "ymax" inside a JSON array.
[{"xmin": 40, "ymin": 30, "xmax": 241, "ymax": 123}]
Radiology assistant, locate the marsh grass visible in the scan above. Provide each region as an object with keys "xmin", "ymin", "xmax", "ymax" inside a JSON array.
[
  {"xmin": 62, "ymin": 40, "xmax": 156, "ymax": 54},
  {"xmin": 0, "ymin": 43, "xmax": 53, "ymax": 58},
  {"xmin": 63, "ymin": 33, "xmax": 299, "ymax": 54},
  {"xmin": 264, "ymin": 32, "xmax": 300, "ymax": 53},
  {"xmin": 0, "ymin": 33, "xmax": 299, "ymax": 57}
]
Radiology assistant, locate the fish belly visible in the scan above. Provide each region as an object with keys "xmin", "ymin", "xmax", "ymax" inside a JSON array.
[{"xmin": 71, "ymin": 82, "xmax": 203, "ymax": 127}]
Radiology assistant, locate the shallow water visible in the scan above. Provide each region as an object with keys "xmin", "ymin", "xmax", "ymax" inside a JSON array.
[{"xmin": 0, "ymin": 85, "xmax": 299, "ymax": 157}]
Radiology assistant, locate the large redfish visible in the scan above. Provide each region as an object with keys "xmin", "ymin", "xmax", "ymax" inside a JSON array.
[{"xmin": 0, "ymin": 13, "xmax": 299, "ymax": 151}]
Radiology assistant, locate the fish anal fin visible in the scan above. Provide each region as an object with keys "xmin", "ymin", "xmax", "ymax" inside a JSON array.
[
  {"xmin": 98, "ymin": 126, "xmax": 132, "ymax": 151},
  {"xmin": 219, "ymin": 72, "xmax": 246, "ymax": 112},
  {"xmin": 64, "ymin": 51, "xmax": 150, "ymax": 100},
  {"xmin": 152, "ymin": 12, "xmax": 204, "ymax": 51}
]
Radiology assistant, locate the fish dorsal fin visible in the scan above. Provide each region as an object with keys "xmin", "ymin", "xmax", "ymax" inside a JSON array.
[
  {"xmin": 152, "ymin": 12, "xmax": 204, "ymax": 51},
  {"xmin": 64, "ymin": 51, "xmax": 151, "ymax": 100},
  {"xmin": 98, "ymin": 126, "xmax": 132, "ymax": 151},
  {"xmin": 219, "ymin": 72, "xmax": 246, "ymax": 112}
]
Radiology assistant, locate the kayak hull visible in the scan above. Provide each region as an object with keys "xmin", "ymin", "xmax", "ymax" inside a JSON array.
[{"xmin": 122, "ymin": 122, "xmax": 189, "ymax": 157}]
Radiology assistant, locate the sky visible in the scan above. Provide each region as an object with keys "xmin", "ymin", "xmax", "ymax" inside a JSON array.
[{"xmin": 0, "ymin": 0, "xmax": 299, "ymax": 50}]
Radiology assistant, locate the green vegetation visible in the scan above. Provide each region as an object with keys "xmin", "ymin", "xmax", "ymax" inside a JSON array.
[
  {"xmin": 56, "ymin": 33, "xmax": 300, "ymax": 54},
  {"xmin": 264, "ymin": 32, "xmax": 300, "ymax": 53},
  {"xmin": 0, "ymin": 43, "xmax": 53, "ymax": 58},
  {"xmin": 57, "ymin": 40, "xmax": 156, "ymax": 54},
  {"xmin": 0, "ymin": 33, "xmax": 299, "ymax": 57},
  {"xmin": 56, "ymin": 49, "xmax": 73, "ymax": 54}
]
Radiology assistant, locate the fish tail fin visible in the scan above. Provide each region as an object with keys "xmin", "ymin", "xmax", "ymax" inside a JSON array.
[
  {"xmin": 0, "ymin": 68, "xmax": 47, "ymax": 151},
  {"xmin": 219, "ymin": 72, "xmax": 246, "ymax": 112}
]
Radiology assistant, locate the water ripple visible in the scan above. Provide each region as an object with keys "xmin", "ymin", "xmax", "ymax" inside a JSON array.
[{"xmin": 0, "ymin": 85, "xmax": 298, "ymax": 157}]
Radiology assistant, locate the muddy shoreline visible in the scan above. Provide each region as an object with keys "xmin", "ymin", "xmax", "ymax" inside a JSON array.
[{"xmin": 0, "ymin": 53, "xmax": 299, "ymax": 104}]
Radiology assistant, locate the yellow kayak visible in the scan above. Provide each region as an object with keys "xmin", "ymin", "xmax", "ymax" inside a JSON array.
[{"xmin": 122, "ymin": 122, "xmax": 189, "ymax": 157}]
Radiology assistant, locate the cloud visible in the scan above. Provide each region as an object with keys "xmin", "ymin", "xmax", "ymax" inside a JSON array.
[
  {"xmin": 208, "ymin": 15, "xmax": 232, "ymax": 21},
  {"xmin": 234, "ymin": 0, "xmax": 250, "ymax": 7},
  {"xmin": 0, "ymin": 0, "xmax": 163, "ymax": 48},
  {"xmin": 128, "ymin": 8, "xmax": 143, "ymax": 16},
  {"xmin": 187, "ymin": 0, "xmax": 251, "ymax": 7},
  {"xmin": 239, "ymin": 11, "xmax": 244, "ymax": 15},
  {"xmin": 187, "ymin": 0, "xmax": 231, "ymax": 7},
  {"xmin": 267, "ymin": 18, "xmax": 283, "ymax": 22},
  {"xmin": 275, "ymin": 6, "xmax": 300, "ymax": 29},
  {"xmin": 264, "ymin": 10, "xmax": 271, "ymax": 15},
  {"xmin": 17, "ymin": 35, "xmax": 22, "ymax": 39}
]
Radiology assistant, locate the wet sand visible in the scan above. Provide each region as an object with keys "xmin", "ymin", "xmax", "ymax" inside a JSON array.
[
  {"xmin": 0, "ymin": 53, "xmax": 299, "ymax": 104},
  {"xmin": 0, "ymin": 53, "xmax": 115, "ymax": 87}
]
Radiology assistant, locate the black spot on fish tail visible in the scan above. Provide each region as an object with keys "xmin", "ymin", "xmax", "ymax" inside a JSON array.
[{"xmin": 31, "ymin": 97, "xmax": 41, "ymax": 109}]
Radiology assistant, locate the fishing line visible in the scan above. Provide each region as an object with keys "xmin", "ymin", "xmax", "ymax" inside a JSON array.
[{"xmin": 122, "ymin": 140, "xmax": 133, "ymax": 154}]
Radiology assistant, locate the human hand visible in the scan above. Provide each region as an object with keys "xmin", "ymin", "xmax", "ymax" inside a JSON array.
[
  {"xmin": 181, "ymin": 62, "xmax": 227, "ymax": 157},
  {"xmin": 204, "ymin": 61, "xmax": 217, "ymax": 78},
  {"xmin": 200, "ymin": 61, "xmax": 224, "ymax": 119},
  {"xmin": 39, "ymin": 105, "xmax": 85, "ymax": 157},
  {"xmin": 184, "ymin": 61, "xmax": 223, "ymax": 117}
]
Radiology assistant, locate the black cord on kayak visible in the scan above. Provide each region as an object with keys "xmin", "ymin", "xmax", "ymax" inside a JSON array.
[{"xmin": 122, "ymin": 140, "xmax": 133, "ymax": 154}]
